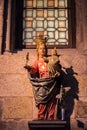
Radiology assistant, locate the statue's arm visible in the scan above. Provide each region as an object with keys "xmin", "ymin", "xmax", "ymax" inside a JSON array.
[{"xmin": 24, "ymin": 65, "xmax": 33, "ymax": 71}]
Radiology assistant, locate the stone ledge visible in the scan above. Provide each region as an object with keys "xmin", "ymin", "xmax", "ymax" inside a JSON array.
[
  {"xmin": 28, "ymin": 120, "xmax": 67, "ymax": 130},
  {"xmin": 0, "ymin": 120, "xmax": 29, "ymax": 130}
]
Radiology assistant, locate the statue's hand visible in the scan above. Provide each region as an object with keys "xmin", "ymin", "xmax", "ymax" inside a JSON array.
[{"xmin": 24, "ymin": 65, "xmax": 33, "ymax": 71}]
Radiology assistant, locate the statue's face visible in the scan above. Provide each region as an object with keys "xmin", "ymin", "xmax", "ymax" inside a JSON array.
[{"xmin": 38, "ymin": 44, "xmax": 47, "ymax": 58}]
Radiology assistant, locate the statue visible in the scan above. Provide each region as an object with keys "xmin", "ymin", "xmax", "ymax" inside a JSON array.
[{"xmin": 24, "ymin": 34, "xmax": 62, "ymax": 120}]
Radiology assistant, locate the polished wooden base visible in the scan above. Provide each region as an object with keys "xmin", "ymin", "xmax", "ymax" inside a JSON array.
[{"xmin": 28, "ymin": 120, "xmax": 67, "ymax": 130}]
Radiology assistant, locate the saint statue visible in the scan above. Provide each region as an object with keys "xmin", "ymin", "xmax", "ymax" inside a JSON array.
[{"xmin": 24, "ymin": 34, "xmax": 62, "ymax": 120}]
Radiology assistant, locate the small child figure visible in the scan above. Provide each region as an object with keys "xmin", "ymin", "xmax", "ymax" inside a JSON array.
[{"xmin": 48, "ymin": 47, "xmax": 62, "ymax": 78}]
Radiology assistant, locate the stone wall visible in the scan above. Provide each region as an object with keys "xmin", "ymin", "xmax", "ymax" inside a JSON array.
[
  {"xmin": 0, "ymin": 49, "xmax": 87, "ymax": 130},
  {"xmin": 0, "ymin": 0, "xmax": 87, "ymax": 130},
  {"xmin": 0, "ymin": 50, "xmax": 36, "ymax": 130}
]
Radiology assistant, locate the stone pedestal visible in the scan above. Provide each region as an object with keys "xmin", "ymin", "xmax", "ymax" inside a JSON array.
[{"xmin": 28, "ymin": 120, "xmax": 67, "ymax": 130}]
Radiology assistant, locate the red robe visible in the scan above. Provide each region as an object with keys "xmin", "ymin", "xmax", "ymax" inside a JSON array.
[
  {"xmin": 31, "ymin": 59, "xmax": 57, "ymax": 120},
  {"xmin": 32, "ymin": 59, "xmax": 49, "ymax": 78}
]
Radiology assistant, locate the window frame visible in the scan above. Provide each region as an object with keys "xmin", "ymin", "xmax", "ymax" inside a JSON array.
[
  {"xmin": 10, "ymin": 0, "xmax": 76, "ymax": 51},
  {"xmin": 22, "ymin": 0, "xmax": 76, "ymax": 49}
]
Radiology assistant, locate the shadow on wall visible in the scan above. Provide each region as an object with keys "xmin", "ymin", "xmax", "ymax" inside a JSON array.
[
  {"xmin": 2, "ymin": 0, "xmax": 8, "ymax": 54},
  {"xmin": 61, "ymin": 66, "xmax": 79, "ymax": 130}
]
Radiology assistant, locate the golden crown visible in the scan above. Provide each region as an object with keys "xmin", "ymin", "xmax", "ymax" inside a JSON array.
[{"xmin": 33, "ymin": 34, "xmax": 49, "ymax": 47}]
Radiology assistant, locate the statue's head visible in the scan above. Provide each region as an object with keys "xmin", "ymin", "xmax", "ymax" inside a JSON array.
[
  {"xmin": 51, "ymin": 47, "xmax": 58, "ymax": 56},
  {"xmin": 34, "ymin": 34, "xmax": 48, "ymax": 59}
]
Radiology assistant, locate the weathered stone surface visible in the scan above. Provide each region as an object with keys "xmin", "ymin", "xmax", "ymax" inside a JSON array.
[
  {"xmin": 2, "ymin": 97, "xmax": 33, "ymax": 119},
  {"xmin": 0, "ymin": 120, "xmax": 29, "ymax": 130},
  {"xmin": 0, "ymin": 1, "xmax": 4, "ymax": 9},
  {"xmin": 71, "ymin": 119, "xmax": 85, "ymax": 130},
  {"xmin": 0, "ymin": 100, "xmax": 3, "ymax": 120},
  {"xmin": 72, "ymin": 54, "xmax": 87, "ymax": 74},
  {"xmin": 0, "ymin": 51, "xmax": 37, "ymax": 74},
  {"xmin": 76, "ymin": 98, "xmax": 87, "ymax": 118},
  {"xmin": 0, "ymin": 53, "xmax": 26, "ymax": 74},
  {"xmin": 76, "ymin": 74, "xmax": 87, "ymax": 96},
  {"xmin": 0, "ymin": 121, "xmax": 8, "ymax": 130},
  {"xmin": 60, "ymin": 51, "xmax": 87, "ymax": 74},
  {"xmin": 0, "ymin": 73, "xmax": 33, "ymax": 96},
  {"xmin": 75, "ymin": 118, "xmax": 87, "ymax": 130},
  {"xmin": 17, "ymin": 120, "xmax": 29, "ymax": 130},
  {"xmin": 7, "ymin": 121, "xmax": 17, "ymax": 130}
]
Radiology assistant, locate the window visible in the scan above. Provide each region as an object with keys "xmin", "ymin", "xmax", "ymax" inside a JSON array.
[{"xmin": 23, "ymin": 0, "xmax": 76, "ymax": 48}]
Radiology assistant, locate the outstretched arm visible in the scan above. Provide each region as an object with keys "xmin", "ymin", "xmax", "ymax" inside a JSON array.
[
  {"xmin": 24, "ymin": 65, "xmax": 33, "ymax": 71},
  {"xmin": 24, "ymin": 65, "xmax": 37, "ymax": 75}
]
